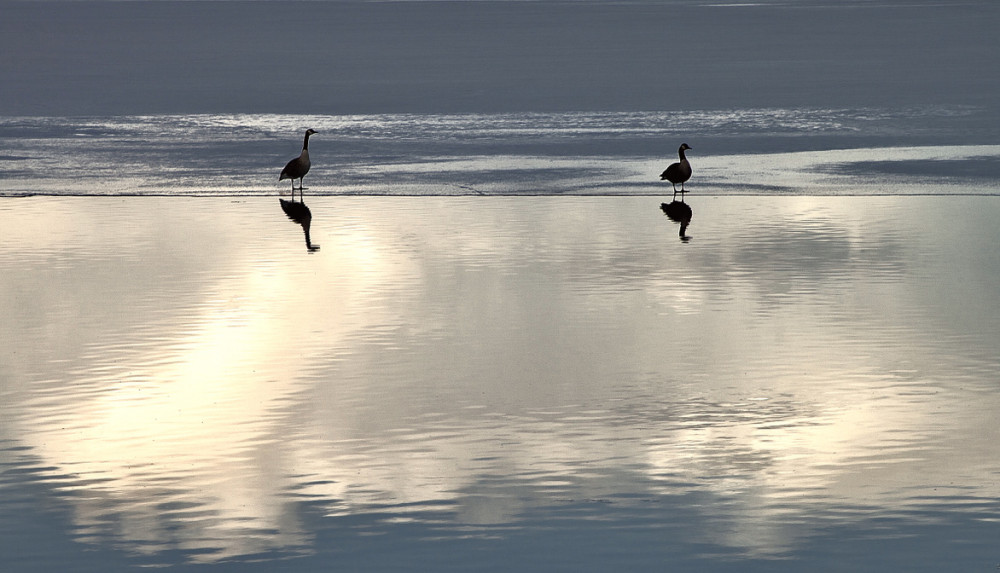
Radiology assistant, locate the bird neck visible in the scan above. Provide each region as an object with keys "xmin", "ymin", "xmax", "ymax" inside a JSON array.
[
  {"xmin": 302, "ymin": 133, "xmax": 312, "ymax": 151},
  {"xmin": 678, "ymin": 148, "xmax": 687, "ymax": 160}
]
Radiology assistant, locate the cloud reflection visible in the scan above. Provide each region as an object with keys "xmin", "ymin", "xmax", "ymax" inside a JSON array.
[{"xmin": 3, "ymin": 196, "xmax": 999, "ymax": 563}]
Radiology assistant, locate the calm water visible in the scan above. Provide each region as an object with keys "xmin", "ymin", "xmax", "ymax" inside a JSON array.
[
  {"xmin": 3, "ymin": 110, "xmax": 1000, "ymax": 196},
  {"xmin": 2, "ymin": 195, "xmax": 999, "ymax": 571},
  {"xmin": 5, "ymin": 0, "xmax": 1000, "ymax": 567}
]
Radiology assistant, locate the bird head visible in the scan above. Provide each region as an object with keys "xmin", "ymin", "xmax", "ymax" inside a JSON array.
[
  {"xmin": 680, "ymin": 143, "xmax": 691, "ymax": 151},
  {"xmin": 305, "ymin": 128, "xmax": 318, "ymax": 136}
]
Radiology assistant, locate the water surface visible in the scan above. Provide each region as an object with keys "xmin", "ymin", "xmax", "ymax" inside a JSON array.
[
  {"xmin": 3, "ymin": 110, "xmax": 1000, "ymax": 196},
  {"xmin": 2, "ymin": 195, "xmax": 999, "ymax": 571}
]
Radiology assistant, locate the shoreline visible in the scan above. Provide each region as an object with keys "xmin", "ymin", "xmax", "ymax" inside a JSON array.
[{"xmin": 5, "ymin": 191, "xmax": 1000, "ymax": 198}]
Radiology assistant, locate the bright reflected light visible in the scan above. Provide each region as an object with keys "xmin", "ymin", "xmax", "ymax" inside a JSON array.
[{"xmin": 2, "ymin": 196, "xmax": 999, "ymax": 564}]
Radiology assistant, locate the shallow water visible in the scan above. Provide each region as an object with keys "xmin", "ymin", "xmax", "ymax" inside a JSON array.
[
  {"xmin": 3, "ymin": 110, "xmax": 1000, "ymax": 196},
  {"xmin": 2, "ymin": 195, "xmax": 999, "ymax": 571}
]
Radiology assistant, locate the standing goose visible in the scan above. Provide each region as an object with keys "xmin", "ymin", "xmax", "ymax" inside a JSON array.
[
  {"xmin": 280, "ymin": 128, "xmax": 317, "ymax": 194},
  {"xmin": 660, "ymin": 143, "xmax": 692, "ymax": 197}
]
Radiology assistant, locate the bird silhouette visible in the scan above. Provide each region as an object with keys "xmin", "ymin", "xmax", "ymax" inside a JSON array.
[
  {"xmin": 660, "ymin": 143, "xmax": 692, "ymax": 198},
  {"xmin": 280, "ymin": 128, "xmax": 317, "ymax": 196},
  {"xmin": 661, "ymin": 199, "xmax": 692, "ymax": 241},
  {"xmin": 280, "ymin": 198, "xmax": 320, "ymax": 252}
]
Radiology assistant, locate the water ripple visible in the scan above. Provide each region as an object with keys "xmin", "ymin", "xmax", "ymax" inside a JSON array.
[
  {"xmin": 3, "ymin": 109, "xmax": 1000, "ymax": 196},
  {"xmin": 2, "ymin": 196, "xmax": 999, "ymax": 568}
]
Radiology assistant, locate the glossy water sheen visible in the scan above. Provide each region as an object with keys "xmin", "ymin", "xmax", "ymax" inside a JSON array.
[
  {"xmin": 2, "ymin": 196, "xmax": 1000, "ymax": 571},
  {"xmin": 2, "ymin": 110, "xmax": 1000, "ymax": 196}
]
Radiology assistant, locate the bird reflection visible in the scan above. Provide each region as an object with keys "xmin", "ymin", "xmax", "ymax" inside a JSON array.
[
  {"xmin": 280, "ymin": 197, "xmax": 320, "ymax": 252},
  {"xmin": 661, "ymin": 198, "xmax": 693, "ymax": 242}
]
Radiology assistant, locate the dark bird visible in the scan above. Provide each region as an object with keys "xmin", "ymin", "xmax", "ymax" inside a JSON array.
[
  {"xmin": 280, "ymin": 198, "xmax": 320, "ymax": 252},
  {"xmin": 280, "ymin": 128, "xmax": 317, "ymax": 195},
  {"xmin": 660, "ymin": 143, "xmax": 692, "ymax": 198},
  {"xmin": 661, "ymin": 200, "xmax": 692, "ymax": 241}
]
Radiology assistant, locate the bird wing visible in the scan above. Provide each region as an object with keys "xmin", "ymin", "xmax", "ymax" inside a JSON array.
[
  {"xmin": 661, "ymin": 163, "xmax": 679, "ymax": 180},
  {"xmin": 280, "ymin": 157, "xmax": 300, "ymax": 180}
]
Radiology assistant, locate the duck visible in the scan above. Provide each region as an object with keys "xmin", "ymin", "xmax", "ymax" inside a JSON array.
[
  {"xmin": 280, "ymin": 128, "xmax": 317, "ymax": 194},
  {"xmin": 660, "ymin": 143, "xmax": 692, "ymax": 196}
]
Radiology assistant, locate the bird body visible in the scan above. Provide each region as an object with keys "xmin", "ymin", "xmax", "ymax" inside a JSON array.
[
  {"xmin": 660, "ymin": 143, "xmax": 692, "ymax": 195},
  {"xmin": 280, "ymin": 128, "xmax": 317, "ymax": 193}
]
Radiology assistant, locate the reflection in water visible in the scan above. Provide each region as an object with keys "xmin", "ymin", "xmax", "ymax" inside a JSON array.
[
  {"xmin": 2, "ymin": 196, "xmax": 1000, "ymax": 570},
  {"xmin": 280, "ymin": 197, "xmax": 320, "ymax": 251},
  {"xmin": 661, "ymin": 197, "xmax": 693, "ymax": 241}
]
